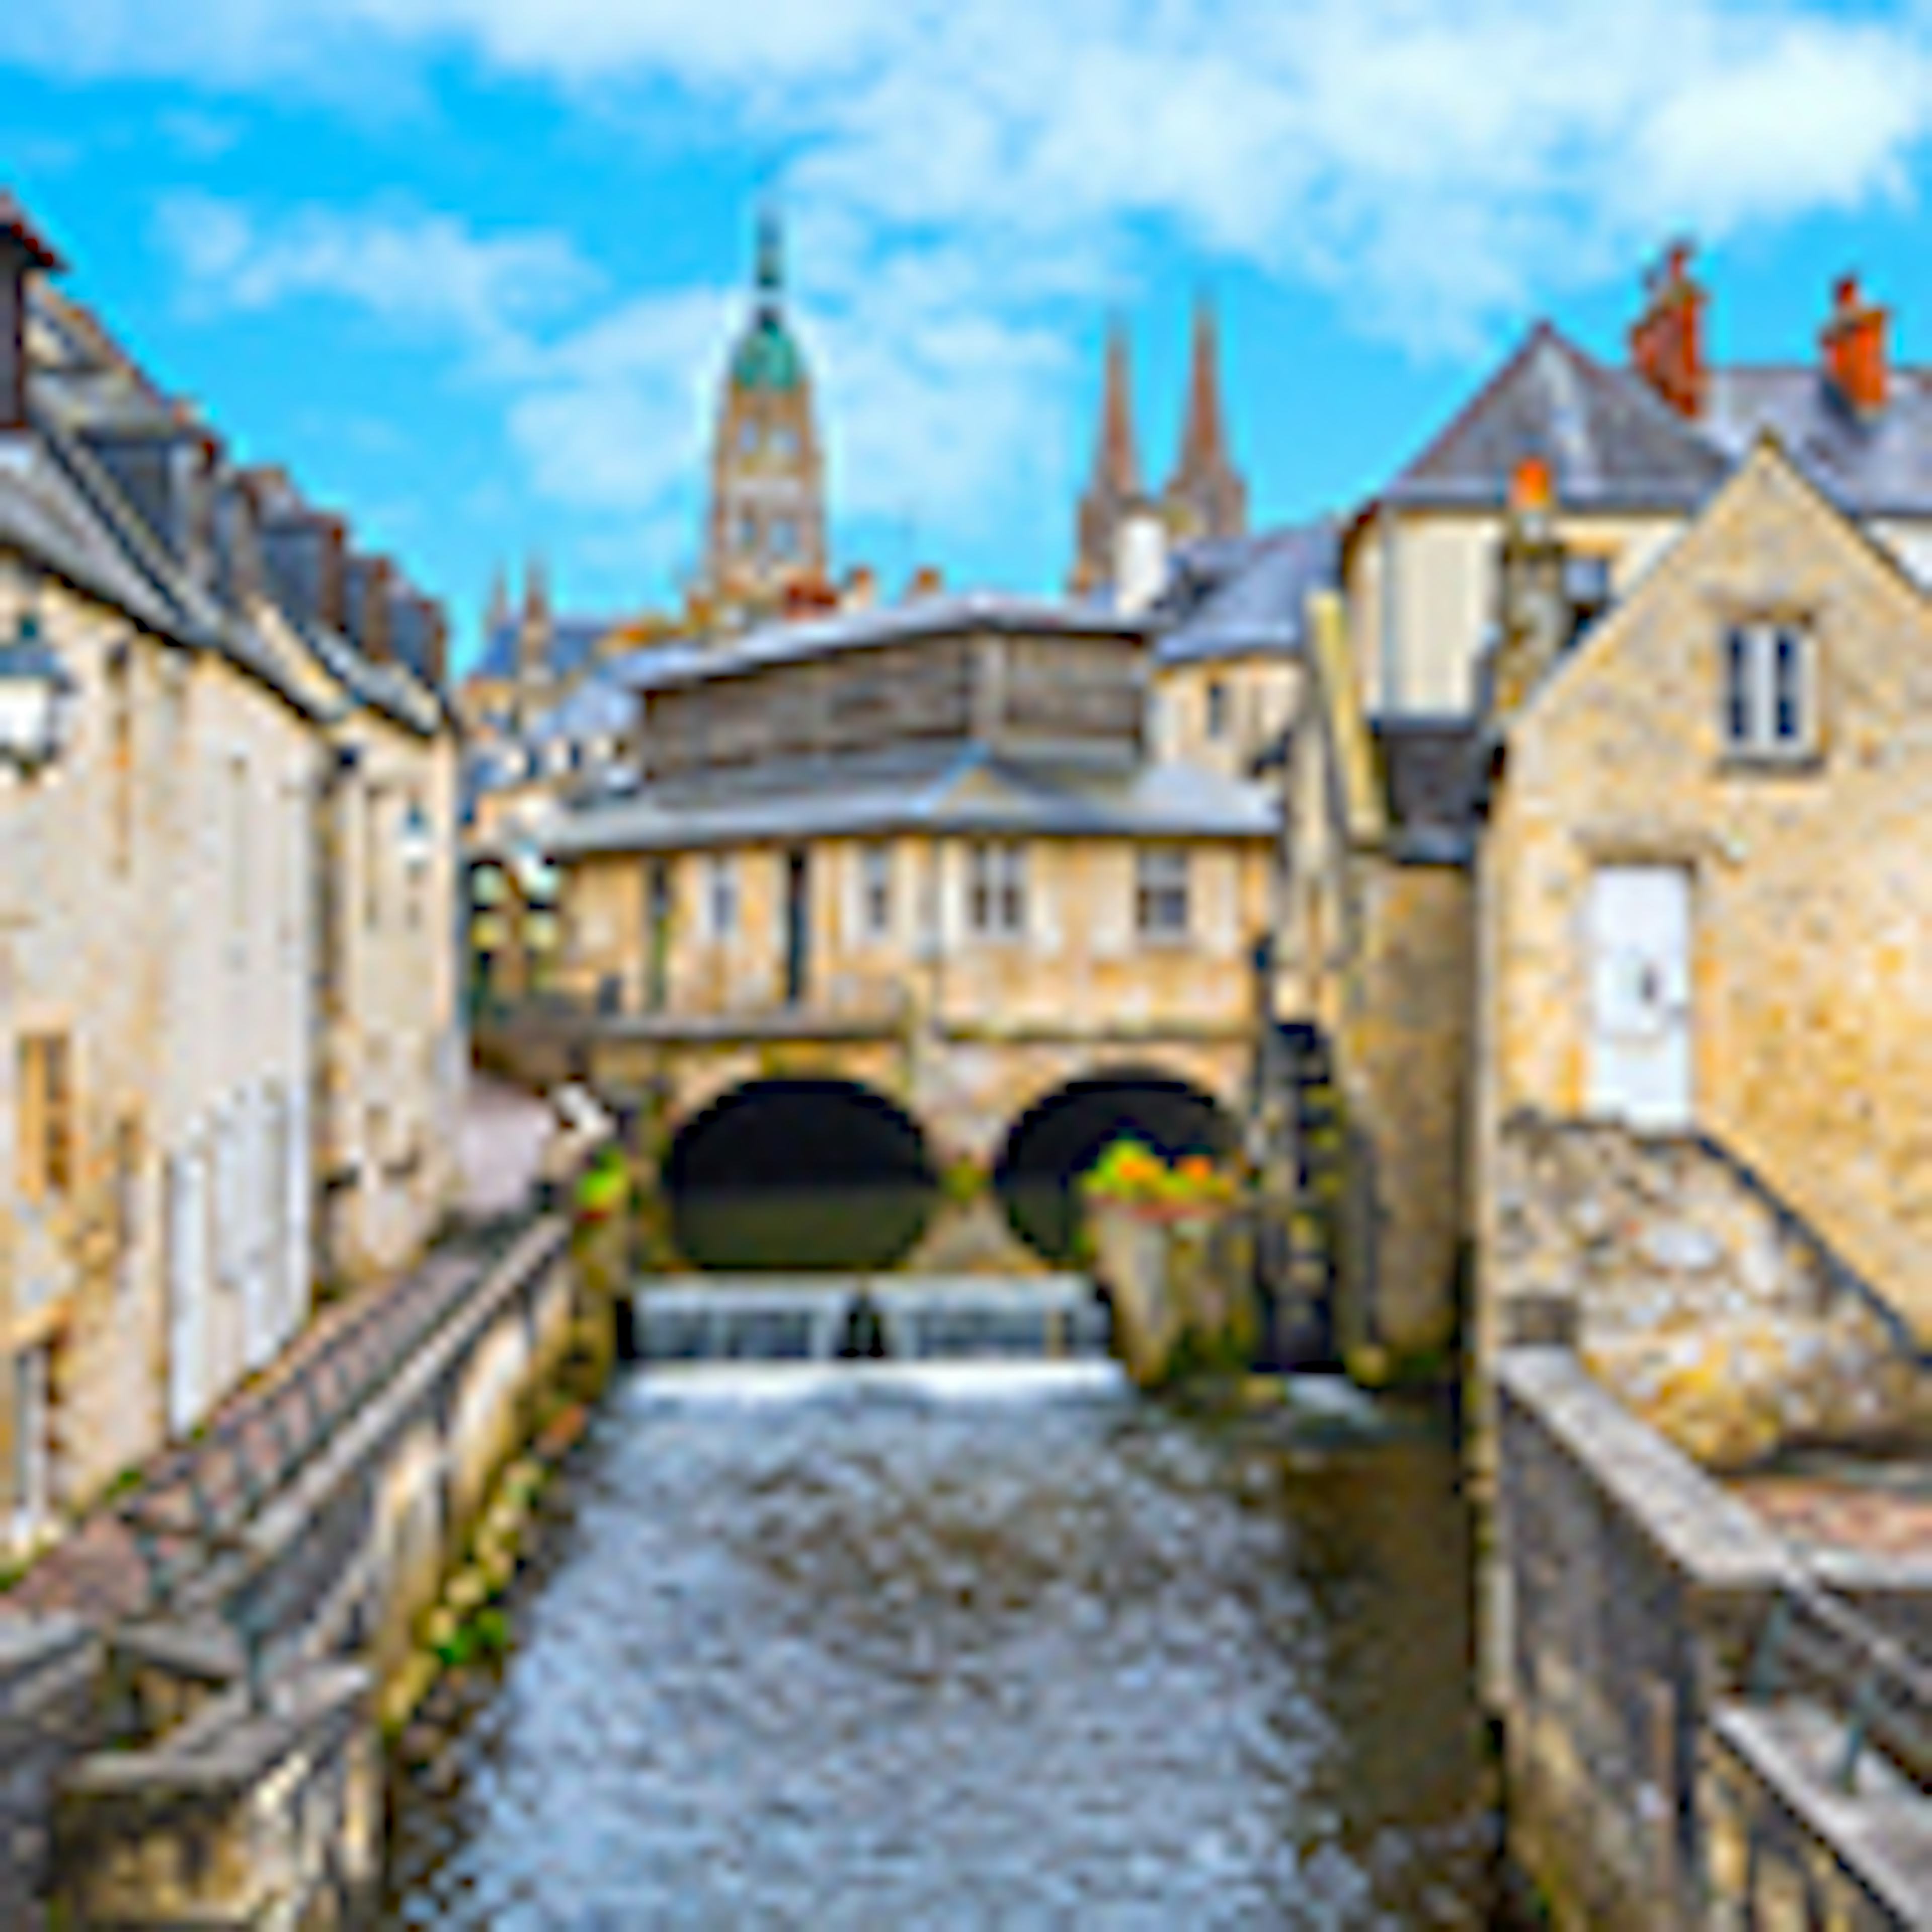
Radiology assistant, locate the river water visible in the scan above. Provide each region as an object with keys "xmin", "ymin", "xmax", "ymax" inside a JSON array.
[{"xmin": 384, "ymin": 1363, "xmax": 1497, "ymax": 1928}]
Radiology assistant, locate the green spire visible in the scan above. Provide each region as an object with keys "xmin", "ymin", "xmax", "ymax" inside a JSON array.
[
  {"xmin": 732, "ymin": 203, "xmax": 804, "ymax": 393},
  {"xmin": 755, "ymin": 206, "xmax": 783, "ymax": 314}
]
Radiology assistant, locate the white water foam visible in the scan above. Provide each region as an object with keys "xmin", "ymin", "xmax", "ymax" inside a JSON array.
[{"xmin": 634, "ymin": 1358, "xmax": 1128, "ymax": 1406}]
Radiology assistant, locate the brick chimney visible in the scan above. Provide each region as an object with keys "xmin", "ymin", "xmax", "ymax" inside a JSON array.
[
  {"xmin": 0, "ymin": 193, "xmax": 61, "ymax": 434},
  {"xmin": 906, "ymin": 564, "xmax": 943, "ymax": 601},
  {"xmin": 1821, "ymin": 274, "xmax": 1888, "ymax": 414},
  {"xmin": 841, "ymin": 564, "xmax": 877, "ymax": 612},
  {"xmin": 1629, "ymin": 240, "xmax": 1706, "ymax": 418}
]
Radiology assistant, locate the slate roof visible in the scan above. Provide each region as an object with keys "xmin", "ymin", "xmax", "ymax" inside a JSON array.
[
  {"xmin": 1703, "ymin": 365, "xmax": 1932, "ymax": 519},
  {"xmin": 541, "ymin": 740, "xmax": 1275, "ymax": 856},
  {"xmin": 615, "ymin": 592, "xmax": 1154, "ymax": 695},
  {"xmin": 1153, "ymin": 521, "xmax": 1339, "ymax": 665},
  {"xmin": 19, "ymin": 281, "xmax": 441, "ymax": 730},
  {"xmin": 1386, "ymin": 323, "xmax": 1729, "ymax": 512}
]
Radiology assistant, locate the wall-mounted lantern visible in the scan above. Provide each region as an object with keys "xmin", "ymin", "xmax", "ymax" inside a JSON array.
[{"xmin": 0, "ymin": 570, "xmax": 76, "ymax": 774}]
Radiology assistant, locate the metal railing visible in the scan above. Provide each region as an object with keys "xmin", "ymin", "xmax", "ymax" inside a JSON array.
[{"xmin": 1747, "ymin": 1571, "xmax": 1932, "ymax": 1793}]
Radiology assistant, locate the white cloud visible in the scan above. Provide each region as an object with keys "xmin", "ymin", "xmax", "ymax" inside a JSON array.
[{"xmin": 69, "ymin": 0, "xmax": 1932, "ymax": 583}]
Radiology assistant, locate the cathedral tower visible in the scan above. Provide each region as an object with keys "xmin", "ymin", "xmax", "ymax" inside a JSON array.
[
  {"xmin": 1073, "ymin": 318, "xmax": 1142, "ymax": 592},
  {"xmin": 1162, "ymin": 295, "xmax": 1246, "ymax": 544},
  {"xmin": 704, "ymin": 209, "xmax": 826, "ymax": 614}
]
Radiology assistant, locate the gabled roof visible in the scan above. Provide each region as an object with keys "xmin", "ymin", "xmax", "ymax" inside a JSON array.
[
  {"xmin": 1153, "ymin": 520, "xmax": 1338, "ymax": 665},
  {"xmin": 1386, "ymin": 323, "xmax": 1729, "ymax": 513},
  {"xmin": 1508, "ymin": 432, "xmax": 1931, "ymax": 739}
]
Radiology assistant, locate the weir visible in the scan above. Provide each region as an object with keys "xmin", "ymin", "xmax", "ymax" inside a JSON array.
[{"xmin": 631, "ymin": 1273, "xmax": 1112, "ymax": 1364}]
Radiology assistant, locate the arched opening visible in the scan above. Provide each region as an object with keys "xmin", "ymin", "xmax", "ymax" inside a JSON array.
[
  {"xmin": 664, "ymin": 1078, "xmax": 938, "ymax": 1271},
  {"xmin": 994, "ymin": 1068, "xmax": 1238, "ymax": 1264}
]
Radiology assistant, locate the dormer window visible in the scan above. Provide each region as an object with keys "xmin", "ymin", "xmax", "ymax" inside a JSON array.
[{"xmin": 1723, "ymin": 621, "xmax": 1814, "ymax": 760}]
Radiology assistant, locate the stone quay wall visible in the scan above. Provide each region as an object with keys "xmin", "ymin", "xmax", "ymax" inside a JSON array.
[
  {"xmin": 0, "ymin": 1184, "xmax": 598, "ymax": 1929},
  {"xmin": 1495, "ymin": 1348, "xmax": 1932, "ymax": 1930}
]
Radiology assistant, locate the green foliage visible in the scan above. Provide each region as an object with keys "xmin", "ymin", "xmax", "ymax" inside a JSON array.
[
  {"xmin": 938, "ymin": 1156, "xmax": 989, "ymax": 1205},
  {"xmin": 1081, "ymin": 1138, "xmax": 1241, "ymax": 1209},
  {"xmin": 574, "ymin": 1148, "xmax": 631, "ymax": 1219}
]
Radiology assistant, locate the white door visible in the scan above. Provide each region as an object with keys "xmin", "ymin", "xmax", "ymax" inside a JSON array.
[
  {"xmin": 1588, "ymin": 865, "xmax": 1693, "ymax": 1129},
  {"xmin": 166, "ymin": 1143, "xmax": 208, "ymax": 1436}
]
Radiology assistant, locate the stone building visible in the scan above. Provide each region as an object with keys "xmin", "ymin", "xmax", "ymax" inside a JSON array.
[
  {"xmin": 0, "ymin": 196, "xmax": 461, "ymax": 1554},
  {"xmin": 1343, "ymin": 245, "xmax": 1932, "ymax": 720},
  {"xmin": 522, "ymin": 594, "xmax": 1276, "ymax": 1185},
  {"xmin": 1275, "ymin": 248, "xmax": 1932, "ymax": 1378},
  {"xmin": 1474, "ymin": 437, "xmax": 1932, "ymax": 1371}
]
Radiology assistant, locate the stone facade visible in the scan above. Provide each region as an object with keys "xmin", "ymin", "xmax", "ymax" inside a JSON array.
[
  {"xmin": 1, "ymin": 205, "xmax": 462, "ymax": 1564},
  {"xmin": 1275, "ymin": 591, "xmax": 1473, "ymax": 1363},
  {"xmin": 1477, "ymin": 441, "xmax": 1932, "ymax": 1365}
]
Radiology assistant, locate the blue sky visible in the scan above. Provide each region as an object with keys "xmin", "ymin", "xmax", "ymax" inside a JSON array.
[{"xmin": 8, "ymin": 2, "xmax": 1932, "ymax": 673}]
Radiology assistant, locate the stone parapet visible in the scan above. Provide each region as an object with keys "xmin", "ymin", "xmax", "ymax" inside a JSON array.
[
  {"xmin": 0, "ymin": 1614, "xmax": 103, "ymax": 1928},
  {"xmin": 1496, "ymin": 1347, "xmax": 1932, "ymax": 1929}
]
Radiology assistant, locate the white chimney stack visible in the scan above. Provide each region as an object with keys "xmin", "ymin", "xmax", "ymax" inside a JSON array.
[{"xmin": 1113, "ymin": 503, "xmax": 1168, "ymax": 616}]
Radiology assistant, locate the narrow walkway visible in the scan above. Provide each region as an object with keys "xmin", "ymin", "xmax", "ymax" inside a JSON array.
[{"xmin": 3, "ymin": 1078, "xmax": 562, "ymax": 1625}]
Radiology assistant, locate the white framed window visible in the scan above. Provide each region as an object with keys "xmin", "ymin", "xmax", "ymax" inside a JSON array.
[
  {"xmin": 1136, "ymin": 848, "xmax": 1190, "ymax": 939},
  {"xmin": 737, "ymin": 418, "xmax": 761, "ymax": 456},
  {"xmin": 967, "ymin": 842, "xmax": 1027, "ymax": 938},
  {"xmin": 706, "ymin": 853, "xmax": 738, "ymax": 942},
  {"xmin": 1205, "ymin": 679, "xmax": 1229, "ymax": 741},
  {"xmin": 1723, "ymin": 621, "xmax": 1814, "ymax": 758},
  {"xmin": 859, "ymin": 844, "xmax": 893, "ymax": 941},
  {"xmin": 770, "ymin": 516, "xmax": 798, "ymax": 559}
]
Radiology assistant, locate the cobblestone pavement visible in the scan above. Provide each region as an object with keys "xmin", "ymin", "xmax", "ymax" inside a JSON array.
[{"xmin": 2, "ymin": 1075, "xmax": 562, "ymax": 1626}]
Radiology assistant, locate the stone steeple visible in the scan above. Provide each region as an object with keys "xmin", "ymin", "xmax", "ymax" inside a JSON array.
[
  {"xmin": 1162, "ymin": 295, "xmax": 1246, "ymax": 544},
  {"xmin": 1074, "ymin": 319, "xmax": 1143, "ymax": 591},
  {"xmin": 704, "ymin": 205, "xmax": 827, "ymax": 617}
]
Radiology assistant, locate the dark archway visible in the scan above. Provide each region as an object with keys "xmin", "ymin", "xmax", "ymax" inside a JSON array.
[
  {"xmin": 994, "ymin": 1068, "xmax": 1238, "ymax": 1264},
  {"xmin": 664, "ymin": 1078, "xmax": 938, "ymax": 1271}
]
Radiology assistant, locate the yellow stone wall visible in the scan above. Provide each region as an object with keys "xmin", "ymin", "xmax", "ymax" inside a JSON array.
[
  {"xmin": 1276, "ymin": 593, "xmax": 1472, "ymax": 1359},
  {"xmin": 1479, "ymin": 443, "xmax": 1932, "ymax": 1343},
  {"xmin": 1345, "ymin": 505, "xmax": 1683, "ymax": 715},
  {"xmin": 555, "ymin": 830, "xmax": 1271, "ymax": 1160},
  {"xmin": 0, "ymin": 571, "xmax": 325, "ymax": 1531},
  {"xmin": 1151, "ymin": 658, "xmax": 1300, "ymax": 780}
]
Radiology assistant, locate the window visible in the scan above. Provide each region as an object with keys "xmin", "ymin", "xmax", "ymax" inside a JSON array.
[
  {"xmin": 738, "ymin": 418, "xmax": 761, "ymax": 456},
  {"xmin": 1723, "ymin": 621, "xmax": 1813, "ymax": 757},
  {"xmin": 363, "ymin": 783, "xmax": 383, "ymax": 930},
  {"xmin": 1205, "ymin": 679, "xmax": 1229, "ymax": 740},
  {"xmin": 967, "ymin": 842, "xmax": 1027, "ymax": 938},
  {"xmin": 770, "ymin": 516, "xmax": 798, "ymax": 559},
  {"xmin": 706, "ymin": 853, "xmax": 738, "ymax": 942},
  {"xmin": 736, "ymin": 510, "xmax": 758, "ymax": 553},
  {"xmin": 17, "ymin": 1033, "xmax": 72, "ymax": 1203},
  {"xmin": 860, "ymin": 844, "xmax": 893, "ymax": 940},
  {"xmin": 1136, "ymin": 848, "xmax": 1190, "ymax": 939},
  {"xmin": 771, "ymin": 424, "xmax": 798, "ymax": 460}
]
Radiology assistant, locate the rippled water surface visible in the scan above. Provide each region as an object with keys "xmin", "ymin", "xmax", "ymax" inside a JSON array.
[{"xmin": 385, "ymin": 1365, "xmax": 1494, "ymax": 1928}]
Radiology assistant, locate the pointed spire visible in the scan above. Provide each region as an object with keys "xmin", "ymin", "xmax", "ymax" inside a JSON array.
[
  {"xmin": 1178, "ymin": 293, "xmax": 1228, "ymax": 479},
  {"xmin": 755, "ymin": 203, "xmax": 784, "ymax": 318},
  {"xmin": 1163, "ymin": 291, "xmax": 1247, "ymax": 542},
  {"xmin": 1094, "ymin": 316, "xmax": 1140, "ymax": 498},
  {"xmin": 486, "ymin": 563, "xmax": 510, "ymax": 638}
]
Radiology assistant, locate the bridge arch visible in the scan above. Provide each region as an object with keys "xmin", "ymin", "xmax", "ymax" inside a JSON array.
[
  {"xmin": 662, "ymin": 1074, "xmax": 939, "ymax": 1271},
  {"xmin": 992, "ymin": 1063, "xmax": 1241, "ymax": 1263}
]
